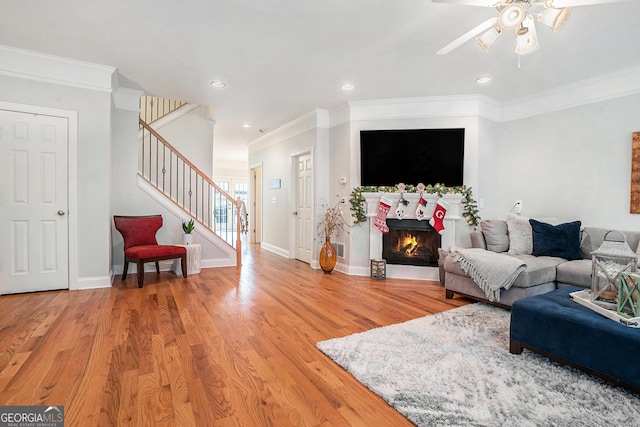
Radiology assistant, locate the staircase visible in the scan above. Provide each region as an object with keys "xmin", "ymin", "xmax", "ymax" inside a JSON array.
[
  {"xmin": 138, "ymin": 98, "xmax": 242, "ymax": 266},
  {"xmin": 139, "ymin": 95, "xmax": 187, "ymax": 125}
]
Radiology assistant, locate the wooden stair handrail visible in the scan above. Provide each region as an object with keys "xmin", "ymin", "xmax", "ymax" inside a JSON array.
[
  {"xmin": 139, "ymin": 117, "xmax": 242, "ymax": 266},
  {"xmin": 139, "ymin": 118, "xmax": 235, "ymax": 205}
]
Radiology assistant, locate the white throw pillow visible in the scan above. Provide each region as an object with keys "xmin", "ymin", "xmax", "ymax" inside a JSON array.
[
  {"xmin": 506, "ymin": 214, "xmax": 533, "ymax": 255},
  {"xmin": 506, "ymin": 214, "xmax": 558, "ymax": 255}
]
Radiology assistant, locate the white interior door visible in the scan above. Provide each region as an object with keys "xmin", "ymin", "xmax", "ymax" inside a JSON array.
[
  {"xmin": 295, "ymin": 154, "xmax": 313, "ymax": 263},
  {"xmin": 0, "ymin": 109, "xmax": 69, "ymax": 294}
]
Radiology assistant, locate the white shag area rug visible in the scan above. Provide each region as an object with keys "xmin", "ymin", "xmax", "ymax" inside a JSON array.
[{"xmin": 316, "ymin": 303, "xmax": 640, "ymax": 427}]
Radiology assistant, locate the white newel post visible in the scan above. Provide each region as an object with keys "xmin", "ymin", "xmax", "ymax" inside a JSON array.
[{"xmin": 363, "ymin": 192, "xmax": 464, "ymax": 272}]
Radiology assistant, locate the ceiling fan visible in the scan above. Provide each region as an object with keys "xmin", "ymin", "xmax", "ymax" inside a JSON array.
[{"xmin": 434, "ymin": 0, "xmax": 632, "ymax": 56}]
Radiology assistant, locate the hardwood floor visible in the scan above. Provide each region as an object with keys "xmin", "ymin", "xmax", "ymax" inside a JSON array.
[{"xmin": 0, "ymin": 243, "xmax": 471, "ymax": 426}]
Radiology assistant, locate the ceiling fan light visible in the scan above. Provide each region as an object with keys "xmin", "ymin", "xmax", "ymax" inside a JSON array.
[
  {"xmin": 498, "ymin": 4, "xmax": 526, "ymax": 30},
  {"xmin": 515, "ymin": 15, "xmax": 539, "ymax": 55},
  {"xmin": 538, "ymin": 7, "xmax": 571, "ymax": 32},
  {"xmin": 475, "ymin": 27, "xmax": 502, "ymax": 52}
]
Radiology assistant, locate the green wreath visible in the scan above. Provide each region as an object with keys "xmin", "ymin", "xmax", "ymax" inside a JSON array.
[{"xmin": 349, "ymin": 183, "xmax": 481, "ymax": 227}]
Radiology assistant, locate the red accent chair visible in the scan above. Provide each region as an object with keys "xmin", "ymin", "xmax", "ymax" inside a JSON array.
[{"xmin": 114, "ymin": 215, "xmax": 187, "ymax": 288}]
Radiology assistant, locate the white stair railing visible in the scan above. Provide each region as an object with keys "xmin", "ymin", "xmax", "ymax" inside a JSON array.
[{"xmin": 139, "ymin": 95, "xmax": 187, "ymax": 125}]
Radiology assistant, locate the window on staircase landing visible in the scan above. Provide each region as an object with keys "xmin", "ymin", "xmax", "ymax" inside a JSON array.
[
  {"xmin": 214, "ymin": 180, "xmax": 249, "ymax": 231},
  {"xmin": 234, "ymin": 182, "xmax": 248, "ymax": 205},
  {"xmin": 214, "ymin": 181, "xmax": 230, "ymax": 226}
]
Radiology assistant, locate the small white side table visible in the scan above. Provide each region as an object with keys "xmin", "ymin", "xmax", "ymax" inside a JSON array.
[{"xmin": 174, "ymin": 244, "xmax": 202, "ymax": 275}]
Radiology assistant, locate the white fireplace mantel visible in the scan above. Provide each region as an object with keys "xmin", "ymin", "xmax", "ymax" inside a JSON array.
[{"xmin": 362, "ymin": 192, "xmax": 464, "ymax": 280}]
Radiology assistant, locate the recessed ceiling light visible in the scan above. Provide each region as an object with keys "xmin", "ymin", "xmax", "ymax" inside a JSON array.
[
  {"xmin": 476, "ymin": 76, "xmax": 492, "ymax": 84},
  {"xmin": 242, "ymin": 123, "xmax": 250, "ymax": 128},
  {"xmin": 210, "ymin": 80, "xmax": 226, "ymax": 88},
  {"xmin": 342, "ymin": 83, "xmax": 354, "ymax": 91}
]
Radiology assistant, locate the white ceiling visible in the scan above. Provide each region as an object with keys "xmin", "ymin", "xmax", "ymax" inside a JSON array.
[{"xmin": 1, "ymin": 0, "xmax": 639, "ymax": 161}]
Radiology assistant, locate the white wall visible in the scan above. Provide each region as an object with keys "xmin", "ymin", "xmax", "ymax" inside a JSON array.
[
  {"xmin": 248, "ymin": 110, "xmax": 329, "ymax": 257},
  {"xmin": 155, "ymin": 105, "xmax": 214, "ymax": 176},
  {"xmin": 249, "ymin": 100, "xmax": 492, "ymax": 273},
  {"xmin": 213, "ymin": 159, "xmax": 249, "ymax": 182},
  {"xmin": 249, "ymin": 130, "xmax": 312, "ymax": 254},
  {"xmin": 328, "ymin": 121, "xmax": 352, "ymax": 271},
  {"xmin": 498, "ymin": 94, "xmax": 640, "ymax": 229},
  {"xmin": 250, "ymin": 87, "xmax": 640, "ymax": 276},
  {"xmin": 112, "ymin": 102, "xmax": 236, "ymax": 272},
  {"xmin": 477, "ymin": 117, "xmax": 501, "ymax": 219},
  {"xmin": 0, "ymin": 46, "xmax": 240, "ymax": 289},
  {"xmin": 0, "ymin": 72, "xmax": 113, "ymax": 288}
]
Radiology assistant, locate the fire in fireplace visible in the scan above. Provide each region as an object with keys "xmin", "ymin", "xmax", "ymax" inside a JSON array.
[{"xmin": 382, "ymin": 219, "xmax": 441, "ymax": 267}]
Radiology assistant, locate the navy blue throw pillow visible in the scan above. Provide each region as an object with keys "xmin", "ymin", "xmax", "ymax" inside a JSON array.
[{"xmin": 529, "ymin": 219, "xmax": 582, "ymax": 260}]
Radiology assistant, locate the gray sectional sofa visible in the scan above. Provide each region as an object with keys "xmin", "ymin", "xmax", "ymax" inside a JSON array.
[{"xmin": 441, "ymin": 215, "xmax": 640, "ymax": 307}]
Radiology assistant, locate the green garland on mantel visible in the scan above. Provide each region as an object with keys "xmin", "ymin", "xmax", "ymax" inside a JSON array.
[{"xmin": 349, "ymin": 183, "xmax": 481, "ymax": 227}]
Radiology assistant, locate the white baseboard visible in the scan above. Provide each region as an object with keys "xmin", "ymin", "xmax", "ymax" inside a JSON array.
[
  {"xmin": 201, "ymin": 258, "xmax": 236, "ymax": 268},
  {"xmin": 386, "ymin": 265, "xmax": 439, "ymax": 281},
  {"xmin": 260, "ymin": 242, "xmax": 289, "ymax": 258},
  {"xmin": 345, "ymin": 265, "xmax": 369, "ymax": 276},
  {"xmin": 72, "ymin": 276, "xmax": 112, "ymax": 290},
  {"xmin": 343, "ymin": 264, "xmax": 438, "ymax": 280}
]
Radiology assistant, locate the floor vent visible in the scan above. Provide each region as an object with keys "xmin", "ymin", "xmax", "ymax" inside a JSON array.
[{"xmin": 335, "ymin": 243, "xmax": 345, "ymax": 259}]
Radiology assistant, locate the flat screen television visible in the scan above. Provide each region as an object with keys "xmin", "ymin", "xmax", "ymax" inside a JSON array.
[{"xmin": 360, "ymin": 128, "xmax": 465, "ymax": 187}]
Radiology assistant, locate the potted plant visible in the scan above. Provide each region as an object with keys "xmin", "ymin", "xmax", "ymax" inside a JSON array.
[
  {"xmin": 182, "ymin": 219, "xmax": 195, "ymax": 245},
  {"xmin": 317, "ymin": 199, "xmax": 349, "ymax": 273}
]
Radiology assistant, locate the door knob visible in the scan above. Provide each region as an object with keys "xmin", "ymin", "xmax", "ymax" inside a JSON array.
[
  {"xmin": 57, "ymin": 210, "xmax": 66, "ymax": 216},
  {"xmin": 293, "ymin": 211, "xmax": 298, "ymax": 216}
]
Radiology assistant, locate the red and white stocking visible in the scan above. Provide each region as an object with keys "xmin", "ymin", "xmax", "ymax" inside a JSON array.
[
  {"xmin": 416, "ymin": 196, "xmax": 428, "ymax": 221},
  {"xmin": 429, "ymin": 199, "xmax": 448, "ymax": 234},
  {"xmin": 374, "ymin": 197, "xmax": 391, "ymax": 234}
]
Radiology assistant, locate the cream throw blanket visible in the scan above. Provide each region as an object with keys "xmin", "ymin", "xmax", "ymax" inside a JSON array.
[{"xmin": 452, "ymin": 248, "xmax": 526, "ymax": 302}]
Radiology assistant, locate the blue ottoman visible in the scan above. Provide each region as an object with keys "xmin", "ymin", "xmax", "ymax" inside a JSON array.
[{"xmin": 510, "ymin": 287, "xmax": 640, "ymax": 393}]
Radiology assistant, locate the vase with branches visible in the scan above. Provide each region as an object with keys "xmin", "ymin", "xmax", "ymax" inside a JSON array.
[{"xmin": 317, "ymin": 199, "xmax": 349, "ymax": 273}]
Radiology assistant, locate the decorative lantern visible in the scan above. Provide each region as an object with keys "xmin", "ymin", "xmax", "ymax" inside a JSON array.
[
  {"xmin": 591, "ymin": 231, "xmax": 638, "ymax": 310},
  {"xmin": 370, "ymin": 258, "xmax": 387, "ymax": 280},
  {"xmin": 618, "ymin": 272, "xmax": 640, "ymax": 318}
]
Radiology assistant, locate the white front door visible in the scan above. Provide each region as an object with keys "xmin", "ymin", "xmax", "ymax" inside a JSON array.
[
  {"xmin": 0, "ymin": 109, "xmax": 69, "ymax": 294},
  {"xmin": 295, "ymin": 154, "xmax": 313, "ymax": 263}
]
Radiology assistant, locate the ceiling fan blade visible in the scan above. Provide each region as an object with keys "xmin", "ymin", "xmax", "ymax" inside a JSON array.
[
  {"xmin": 550, "ymin": 0, "xmax": 634, "ymax": 6},
  {"xmin": 431, "ymin": 0, "xmax": 498, "ymax": 6},
  {"xmin": 436, "ymin": 17, "xmax": 498, "ymax": 55}
]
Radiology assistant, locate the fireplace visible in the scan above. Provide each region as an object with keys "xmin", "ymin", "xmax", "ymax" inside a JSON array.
[
  {"xmin": 382, "ymin": 219, "xmax": 441, "ymax": 267},
  {"xmin": 363, "ymin": 192, "xmax": 463, "ymax": 280}
]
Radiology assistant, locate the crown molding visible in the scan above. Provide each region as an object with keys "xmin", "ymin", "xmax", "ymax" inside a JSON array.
[
  {"xmin": 326, "ymin": 66, "xmax": 640, "ymax": 126},
  {"xmin": 500, "ymin": 65, "xmax": 640, "ymax": 122},
  {"xmin": 249, "ymin": 66, "xmax": 640, "ymax": 154},
  {"xmin": 328, "ymin": 103, "xmax": 352, "ymax": 128},
  {"xmin": 0, "ymin": 44, "xmax": 115, "ymax": 92},
  {"xmin": 248, "ymin": 109, "xmax": 329, "ymax": 153},
  {"xmin": 348, "ymin": 94, "xmax": 502, "ymax": 123}
]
